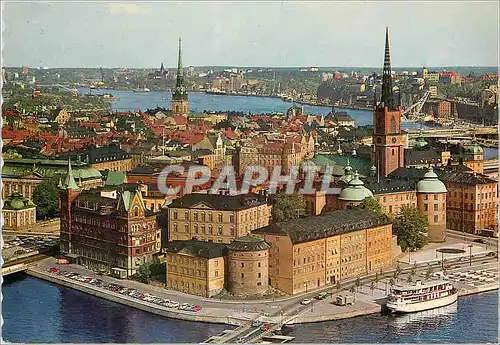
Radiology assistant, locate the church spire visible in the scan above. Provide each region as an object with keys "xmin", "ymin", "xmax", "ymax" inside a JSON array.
[
  {"xmin": 381, "ymin": 27, "xmax": 395, "ymax": 110},
  {"xmin": 172, "ymin": 36, "xmax": 188, "ymax": 102},
  {"xmin": 64, "ymin": 158, "xmax": 79, "ymax": 191},
  {"xmin": 176, "ymin": 36, "xmax": 184, "ymax": 87}
]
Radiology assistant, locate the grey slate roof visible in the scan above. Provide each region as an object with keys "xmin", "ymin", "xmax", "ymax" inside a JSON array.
[
  {"xmin": 164, "ymin": 240, "xmax": 227, "ymax": 259},
  {"xmin": 252, "ymin": 208, "xmax": 391, "ymax": 244},
  {"xmin": 169, "ymin": 194, "xmax": 268, "ymax": 211},
  {"xmin": 227, "ymin": 236, "xmax": 270, "ymax": 252}
]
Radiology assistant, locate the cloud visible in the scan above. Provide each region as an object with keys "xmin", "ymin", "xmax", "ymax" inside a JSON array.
[{"xmin": 107, "ymin": 3, "xmax": 150, "ymax": 15}]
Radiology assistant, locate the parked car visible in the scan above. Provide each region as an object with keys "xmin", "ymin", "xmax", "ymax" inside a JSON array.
[
  {"xmin": 251, "ymin": 319, "xmax": 262, "ymax": 327},
  {"xmin": 301, "ymin": 299, "xmax": 313, "ymax": 305},
  {"xmin": 192, "ymin": 305, "xmax": 202, "ymax": 312},
  {"xmin": 316, "ymin": 292, "xmax": 329, "ymax": 300},
  {"xmin": 473, "ymin": 238, "xmax": 487, "ymax": 244},
  {"xmin": 261, "ymin": 323, "xmax": 271, "ymax": 331}
]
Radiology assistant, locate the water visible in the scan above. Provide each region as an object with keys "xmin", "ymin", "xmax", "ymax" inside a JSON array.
[
  {"xmin": 2, "ymin": 274, "xmax": 229, "ymax": 343},
  {"xmin": 78, "ymin": 88, "xmax": 422, "ymax": 130},
  {"xmin": 2, "ymin": 274, "xmax": 498, "ymax": 343}
]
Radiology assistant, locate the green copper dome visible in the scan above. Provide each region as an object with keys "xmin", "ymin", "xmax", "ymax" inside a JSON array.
[
  {"xmin": 416, "ymin": 167, "xmax": 447, "ymax": 194},
  {"xmin": 414, "ymin": 136, "xmax": 428, "ymax": 149},
  {"xmin": 4, "ymin": 193, "xmax": 36, "ymax": 210},
  {"xmin": 464, "ymin": 143, "xmax": 483, "ymax": 155},
  {"xmin": 338, "ymin": 172, "xmax": 374, "ymax": 202}
]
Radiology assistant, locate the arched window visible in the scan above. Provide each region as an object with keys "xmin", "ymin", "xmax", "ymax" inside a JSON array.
[
  {"xmin": 134, "ymin": 207, "xmax": 139, "ymax": 217},
  {"xmin": 391, "ymin": 116, "xmax": 397, "ymax": 133}
]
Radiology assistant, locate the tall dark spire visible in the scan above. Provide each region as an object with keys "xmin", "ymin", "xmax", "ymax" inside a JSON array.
[
  {"xmin": 176, "ymin": 36, "xmax": 184, "ymax": 88},
  {"xmin": 173, "ymin": 36, "xmax": 188, "ymax": 101},
  {"xmin": 381, "ymin": 27, "xmax": 395, "ymax": 110}
]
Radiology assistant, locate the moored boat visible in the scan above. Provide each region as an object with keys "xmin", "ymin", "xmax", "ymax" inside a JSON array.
[{"xmin": 386, "ymin": 279, "xmax": 458, "ymax": 313}]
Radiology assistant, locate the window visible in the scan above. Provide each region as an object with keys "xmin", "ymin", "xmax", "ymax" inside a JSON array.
[
  {"xmin": 434, "ymin": 195, "xmax": 438, "ymax": 200},
  {"xmin": 389, "ymin": 206, "xmax": 393, "ymax": 213},
  {"xmin": 173, "ymin": 223, "xmax": 178, "ymax": 232},
  {"xmin": 201, "ymin": 213, "xmax": 205, "ymax": 221},
  {"xmin": 390, "ymin": 116, "xmax": 396, "ymax": 133},
  {"xmin": 185, "ymin": 211, "xmax": 189, "ymax": 220},
  {"xmin": 194, "ymin": 224, "xmax": 198, "ymax": 233},
  {"xmin": 434, "ymin": 204, "xmax": 438, "ymax": 211},
  {"xmin": 241, "ymin": 273, "xmax": 244, "ymax": 279},
  {"xmin": 258, "ymin": 273, "xmax": 261, "ymax": 278},
  {"xmin": 258, "ymin": 262, "xmax": 261, "ymax": 268},
  {"xmin": 218, "ymin": 213, "xmax": 223, "ymax": 222},
  {"xmin": 184, "ymin": 224, "xmax": 189, "ymax": 232},
  {"xmin": 241, "ymin": 263, "xmax": 244, "ymax": 268},
  {"xmin": 134, "ymin": 207, "xmax": 139, "ymax": 217},
  {"xmin": 434, "ymin": 215, "xmax": 439, "ymax": 223},
  {"xmin": 218, "ymin": 225, "xmax": 223, "ymax": 235},
  {"xmin": 215, "ymin": 270, "xmax": 218, "ymax": 277},
  {"xmin": 194, "ymin": 213, "xmax": 198, "ymax": 221},
  {"xmin": 424, "ymin": 204, "xmax": 428, "ymax": 211},
  {"xmin": 173, "ymin": 211, "xmax": 178, "ymax": 220},
  {"xmin": 209, "ymin": 213, "xmax": 213, "ymax": 222}
]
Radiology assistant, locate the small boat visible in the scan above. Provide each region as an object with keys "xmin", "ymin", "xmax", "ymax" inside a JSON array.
[
  {"xmin": 133, "ymin": 85, "xmax": 150, "ymax": 92},
  {"xmin": 386, "ymin": 279, "xmax": 458, "ymax": 314}
]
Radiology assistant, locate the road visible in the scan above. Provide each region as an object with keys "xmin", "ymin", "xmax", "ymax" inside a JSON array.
[{"xmin": 446, "ymin": 229, "xmax": 498, "ymax": 250}]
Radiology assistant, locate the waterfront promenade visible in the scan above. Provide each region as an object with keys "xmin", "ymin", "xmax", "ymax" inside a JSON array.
[{"xmin": 28, "ymin": 236, "xmax": 498, "ymax": 328}]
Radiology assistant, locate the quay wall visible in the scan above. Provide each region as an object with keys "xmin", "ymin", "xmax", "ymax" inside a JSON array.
[
  {"xmin": 289, "ymin": 305, "xmax": 382, "ymax": 324},
  {"xmin": 26, "ymin": 268, "xmax": 246, "ymax": 326}
]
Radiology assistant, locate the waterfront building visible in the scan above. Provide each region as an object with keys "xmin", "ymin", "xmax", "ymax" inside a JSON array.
[
  {"xmin": 192, "ymin": 133, "xmax": 231, "ymax": 170},
  {"xmin": 167, "ymin": 194, "xmax": 271, "ymax": 244},
  {"xmin": 372, "ymin": 28, "xmax": 405, "ymax": 178},
  {"xmin": 440, "ymin": 170, "xmax": 498, "ymax": 235},
  {"xmin": 2, "ymin": 192, "xmax": 36, "ymax": 230},
  {"xmin": 253, "ymin": 208, "xmax": 394, "ymax": 295},
  {"xmin": 462, "ymin": 140, "xmax": 484, "ymax": 174},
  {"xmin": 227, "ymin": 235, "xmax": 270, "ymax": 297},
  {"xmin": 164, "ymin": 240, "xmax": 227, "ymax": 297},
  {"xmin": 171, "ymin": 37, "xmax": 189, "ymax": 117},
  {"xmin": 59, "ymin": 160, "xmax": 161, "ymax": 275},
  {"xmin": 415, "ymin": 167, "xmax": 448, "ymax": 242}
]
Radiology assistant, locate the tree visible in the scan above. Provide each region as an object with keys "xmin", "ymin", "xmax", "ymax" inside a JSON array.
[
  {"xmin": 370, "ymin": 281, "xmax": 376, "ymax": 296},
  {"xmin": 271, "ymin": 193, "xmax": 306, "ymax": 222},
  {"xmin": 136, "ymin": 262, "xmax": 152, "ymax": 283},
  {"xmin": 32, "ymin": 177, "xmax": 60, "ymax": 220},
  {"xmin": 393, "ymin": 205, "xmax": 429, "ymax": 252},
  {"xmin": 359, "ymin": 197, "xmax": 382, "ymax": 214}
]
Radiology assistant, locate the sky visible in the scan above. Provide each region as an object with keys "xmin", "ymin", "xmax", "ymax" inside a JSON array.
[{"xmin": 2, "ymin": 1, "xmax": 499, "ymax": 68}]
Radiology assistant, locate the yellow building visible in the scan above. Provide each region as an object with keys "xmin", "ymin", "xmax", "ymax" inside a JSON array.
[
  {"xmin": 253, "ymin": 208, "xmax": 393, "ymax": 295},
  {"xmin": 2, "ymin": 193, "xmax": 37, "ymax": 230},
  {"xmin": 164, "ymin": 240, "xmax": 227, "ymax": 297},
  {"xmin": 168, "ymin": 194, "xmax": 271, "ymax": 244}
]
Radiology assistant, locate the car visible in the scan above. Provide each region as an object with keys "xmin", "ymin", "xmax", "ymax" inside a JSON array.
[
  {"xmin": 251, "ymin": 319, "xmax": 262, "ymax": 327},
  {"xmin": 169, "ymin": 302, "xmax": 180, "ymax": 308},
  {"xmin": 301, "ymin": 299, "xmax": 313, "ymax": 305},
  {"xmin": 192, "ymin": 305, "xmax": 202, "ymax": 312},
  {"xmin": 261, "ymin": 323, "xmax": 271, "ymax": 331},
  {"xmin": 473, "ymin": 238, "xmax": 487, "ymax": 244},
  {"xmin": 49, "ymin": 267, "xmax": 59, "ymax": 273},
  {"xmin": 316, "ymin": 292, "xmax": 329, "ymax": 300}
]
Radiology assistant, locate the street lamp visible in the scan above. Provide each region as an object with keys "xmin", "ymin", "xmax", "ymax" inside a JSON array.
[
  {"xmin": 441, "ymin": 251, "xmax": 444, "ymax": 271},
  {"xmin": 468, "ymin": 244, "xmax": 473, "ymax": 267}
]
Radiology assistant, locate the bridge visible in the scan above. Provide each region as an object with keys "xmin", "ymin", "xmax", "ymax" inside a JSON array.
[
  {"xmin": 2, "ymin": 254, "xmax": 50, "ymax": 276},
  {"xmin": 407, "ymin": 127, "xmax": 498, "ymax": 141}
]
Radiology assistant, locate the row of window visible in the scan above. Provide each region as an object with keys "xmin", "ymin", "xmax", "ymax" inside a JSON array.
[{"xmin": 381, "ymin": 193, "xmax": 415, "ymax": 203}]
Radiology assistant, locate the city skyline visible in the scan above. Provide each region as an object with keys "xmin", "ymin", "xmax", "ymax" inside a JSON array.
[{"xmin": 3, "ymin": 1, "xmax": 499, "ymax": 68}]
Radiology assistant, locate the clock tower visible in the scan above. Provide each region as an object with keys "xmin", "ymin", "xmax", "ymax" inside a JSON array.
[{"xmin": 372, "ymin": 28, "xmax": 404, "ymax": 177}]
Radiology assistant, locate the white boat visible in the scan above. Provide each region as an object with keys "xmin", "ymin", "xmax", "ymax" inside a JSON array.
[{"xmin": 386, "ymin": 279, "xmax": 458, "ymax": 313}]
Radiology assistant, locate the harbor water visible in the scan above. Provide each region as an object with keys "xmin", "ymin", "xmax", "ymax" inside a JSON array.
[{"xmin": 2, "ymin": 274, "xmax": 498, "ymax": 343}]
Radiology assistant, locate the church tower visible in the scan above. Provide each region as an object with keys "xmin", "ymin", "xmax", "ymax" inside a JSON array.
[
  {"xmin": 171, "ymin": 37, "xmax": 189, "ymax": 117},
  {"xmin": 372, "ymin": 28, "xmax": 404, "ymax": 177},
  {"xmin": 59, "ymin": 158, "xmax": 82, "ymax": 255}
]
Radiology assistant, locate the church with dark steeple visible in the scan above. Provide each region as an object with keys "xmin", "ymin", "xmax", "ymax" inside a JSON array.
[
  {"xmin": 372, "ymin": 27, "xmax": 405, "ymax": 177},
  {"xmin": 171, "ymin": 37, "xmax": 189, "ymax": 117}
]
